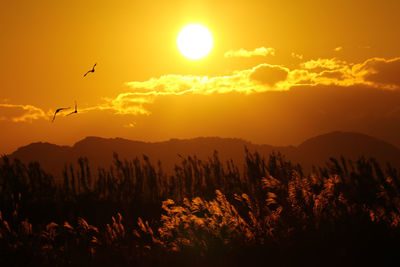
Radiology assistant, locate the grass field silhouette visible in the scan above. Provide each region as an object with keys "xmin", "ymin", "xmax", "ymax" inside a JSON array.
[{"xmin": 1, "ymin": 151, "xmax": 399, "ymax": 266}]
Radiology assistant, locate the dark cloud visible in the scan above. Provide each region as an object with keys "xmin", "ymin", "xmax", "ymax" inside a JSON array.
[
  {"xmin": 249, "ymin": 64, "xmax": 289, "ymax": 86},
  {"xmin": 317, "ymin": 70, "xmax": 346, "ymax": 80},
  {"xmin": 356, "ymin": 57, "xmax": 400, "ymax": 88}
]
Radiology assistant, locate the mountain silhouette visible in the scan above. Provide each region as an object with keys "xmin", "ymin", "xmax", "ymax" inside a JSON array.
[
  {"xmin": 8, "ymin": 132, "xmax": 400, "ymax": 178},
  {"xmin": 296, "ymin": 131, "xmax": 400, "ymax": 168}
]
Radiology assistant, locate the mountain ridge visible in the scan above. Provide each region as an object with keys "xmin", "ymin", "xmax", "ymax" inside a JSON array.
[{"xmin": 8, "ymin": 132, "xmax": 400, "ymax": 178}]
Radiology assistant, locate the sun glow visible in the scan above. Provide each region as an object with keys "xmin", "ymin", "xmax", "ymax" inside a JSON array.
[{"xmin": 177, "ymin": 24, "xmax": 213, "ymax": 60}]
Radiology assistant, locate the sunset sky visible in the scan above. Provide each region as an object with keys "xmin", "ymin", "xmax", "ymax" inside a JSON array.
[{"xmin": 1, "ymin": 0, "xmax": 400, "ymax": 154}]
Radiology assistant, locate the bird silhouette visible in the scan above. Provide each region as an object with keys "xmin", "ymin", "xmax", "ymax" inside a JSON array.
[
  {"xmin": 66, "ymin": 101, "xmax": 78, "ymax": 116},
  {"xmin": 83, "ymin": 63, "xmax": 97, "ymax": 77},
  {"xmin": 52, "ymin": 107, "xmax": 71, "ymax": 122}
]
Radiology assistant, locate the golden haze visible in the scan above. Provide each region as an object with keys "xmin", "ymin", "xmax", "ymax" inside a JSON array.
[{"xmin": 1, "ymin": 0, "xmax": 400, "ymax": 153}]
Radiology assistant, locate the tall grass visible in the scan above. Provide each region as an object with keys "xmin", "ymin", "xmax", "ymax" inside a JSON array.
[{"xmin": 1, "ymin": 151, "xmax": 400, "ymax": 266}]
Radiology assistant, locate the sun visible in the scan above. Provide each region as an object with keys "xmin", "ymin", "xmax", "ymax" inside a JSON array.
[{"xmin": 177, "ymin": 24, "xmax": 213, "ymax": 60}]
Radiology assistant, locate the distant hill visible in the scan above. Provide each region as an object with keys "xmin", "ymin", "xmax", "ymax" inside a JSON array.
[
  {"xmin": 296, "ymin": 131, "xmax": 400, "ymax": 168},
  {"xmin": 8, "ymin": 132, "xmax": 400, "ymax": 178}
]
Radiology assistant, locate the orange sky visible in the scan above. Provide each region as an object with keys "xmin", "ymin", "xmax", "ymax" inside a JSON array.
[{"xmin": 1, "ymin": 0, "xmax": 400, "ymax": 154}]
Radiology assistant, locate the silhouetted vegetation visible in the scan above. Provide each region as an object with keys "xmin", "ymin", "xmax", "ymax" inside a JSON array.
[{"xmin": 1, "ymin": 150, "xmax": 400, "ymax": 266}]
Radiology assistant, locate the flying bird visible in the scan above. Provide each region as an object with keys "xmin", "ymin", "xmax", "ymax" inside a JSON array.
[
  {"xmin": 67, "ymin": 101, "xmax": 78, "ymax": 116},
  {"xmin": 52, "ymin": 107, "xmax": 71, "ymax": 122},
  {"xmin": 83, "ymin": 63, "xmax": 97, "ymax": 77}
]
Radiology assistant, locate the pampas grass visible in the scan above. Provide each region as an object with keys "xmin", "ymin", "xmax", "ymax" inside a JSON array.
[{"xmin": 1, "ymin": 151, "xmax": 400, "ymax": 265}]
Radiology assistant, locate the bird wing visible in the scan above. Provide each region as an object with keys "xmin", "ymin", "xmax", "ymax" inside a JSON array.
[
  {"xmin": 66, "ymin": 102, "xmax": 77, "ymax": 115},
  {"xmin": 52, "ymin": 107, "xmax": 70, "ymax": 122},
  {"xmin": 83, "ymin": 71, "xmax": 90, "ymax": 77},
  {"xmin": 52, "ymin": 112, "xmax": 57, "ymax": 122}
]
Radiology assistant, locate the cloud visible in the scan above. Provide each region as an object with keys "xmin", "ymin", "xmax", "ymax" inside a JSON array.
[
  {"xmin": 224, "ymin": 47, "xmax": 275, "ymax": 58},
  {"xmin": 334, "ymin": 46, "xmax": 343, "ymax": 52},
  {"xmin": 291, "ymin": 52, "xmax": 303, "ymax": 60},
  {"xmin": 83, "ymin": 93, "xmax": 154, "ymax": 116},
  {"xmin": 123, "ymin": 122, "xmax": 136, "ymax": 128},
  {"xmin": 0, "ymin": 103, "xmax": 47, "ymax": 122},
  {"xmin": 316, "ymin": 70, "xmax": 347, "ymax": 80},
  {"xmin": 249, "ymin": 64, "xmax": 289, "ymax": 86},
  {"xmin": 3, "ymin": 57, "xmax": 399, "ymax": 124},
  {"xmin": 125, "ymin": 63, "xmax": 293, "ymax": 95},
  {"xmin": 352, "ymin": 57, "xmax": 400, "ymax": 89},
  {"xmin": 102, "ymin": 56, "xmax": 399, "ymax": 116},
  {"xmin": 301, "ymin": 58, "xmax": 348, "ymax": 71}
]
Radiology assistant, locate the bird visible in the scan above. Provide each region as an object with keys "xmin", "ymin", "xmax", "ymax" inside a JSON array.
[
  {"xmin": 52, "ymin": 107, "xmax": 71, "ymax": 122},
  {"xmin": 83, "ymin": 63, "xmax": 97, "ymax": 77},
  {"xmin": 66, "ymin": 101, "xmax": 78, "ymax": 116}
]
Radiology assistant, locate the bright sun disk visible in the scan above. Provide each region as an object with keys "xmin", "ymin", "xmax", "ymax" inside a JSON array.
[{"xmin": 177, "ymin": 24, "xmax": 213, "ymax": 60}]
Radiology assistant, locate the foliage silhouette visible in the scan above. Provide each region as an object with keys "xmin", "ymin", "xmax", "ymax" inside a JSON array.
[{"xmin": 1, "ymin": 150, "xmax": 400, "ymax": 266}]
